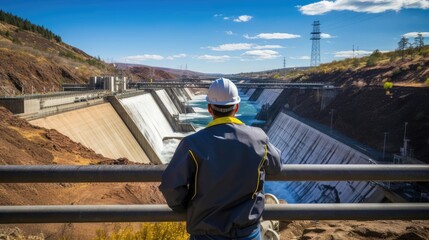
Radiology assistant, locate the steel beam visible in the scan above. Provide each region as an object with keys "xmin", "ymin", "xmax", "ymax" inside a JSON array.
[
  {"xmin": 0, "ymin": 165, "xmax": 428, "ymax": 183},
  {"xmin": 0, "ymin": 203, "xmax": 428, "ymax": 223},
  {"xmin": 132, "ymin": 82, "xmax": 336, "ymax": 89}
]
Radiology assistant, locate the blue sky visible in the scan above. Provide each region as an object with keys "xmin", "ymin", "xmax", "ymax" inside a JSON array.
[{"xmin": 1, "ymin": 0, "xmax": 429, "ymax": 74}]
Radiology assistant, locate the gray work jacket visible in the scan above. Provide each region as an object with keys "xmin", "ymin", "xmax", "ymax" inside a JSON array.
[{"xmin": 159, "ymin": 117, "xmax": 282, "ymax": 238}]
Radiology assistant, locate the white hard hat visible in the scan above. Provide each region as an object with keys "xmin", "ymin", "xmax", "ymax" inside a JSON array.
[{"xmin": 206, "ymin": 78, "xmax": 241, "ymax": 105}]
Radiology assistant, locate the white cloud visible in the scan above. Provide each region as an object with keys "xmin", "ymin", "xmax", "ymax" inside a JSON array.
[
  {"xmin": 207, "ymin": 43, "xmax": 284, "ymax": 51},
  {"xmin": 321, "ymin": 33, "xmax": 335, "ymax": 38},
  {"xmin": 214, "ymin": 14, "xmax": 223, "ymax": 17},
  {"xmin": 225, "ymin": 30, "xmax": 234, "ymax": 35},
  {"xmin": 242, "ymin": 50, "xmax": 280, "ymax": 60},
  {"xmin": 244, "ymin": 33, "xmax": 301, "ymax": 39},
  {"xmin": 208, "ymin": 43, "xmax": 254, "ymax": 51},
  {"xmin": 233, "ymin": 15, "xmax": 253, "ymax": 22},
  {"xmin": 290, "ymin": 56, "xmax": 311, "ymax": 60},
  {"xmin": 123, "ymin": 54, "xmax": 164, "ymax": 62},
  {"xmin": 334, "ymin": 50, "xmax": 373, "ymax": 58},
  {"xmin": 166, "ymin": 53, "xmax": 187, "ymax": 60},
  {"xmin": 402, "ymin": 31, "xmax": 429, "ymax": 38},
  {"xmin": 172, "ymin": 53, "xmax": 187, "ymax": 58},
  {"xmin": 253, "ymin": 45, "xmax": 284, "ymax": 49},
  {"xmin": 223, "ymin": 17, "xmax": 230, "ymax": 20},
  {"xmin": 197, "ymin": 55, "xmax": 231, "ymax": 62},
  {"xmin": 299, "ymin": 0, "xmax": 429, "ymax": 15}
]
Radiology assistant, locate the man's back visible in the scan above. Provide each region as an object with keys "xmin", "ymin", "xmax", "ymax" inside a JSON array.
[{"xmin": 160, "ymin": 118, "xmax": 281, "ymax": 238}]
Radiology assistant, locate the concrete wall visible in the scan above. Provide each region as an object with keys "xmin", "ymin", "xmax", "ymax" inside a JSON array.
[
  {"xmin": 151, "ymin": 90, "xmax": 195, "ymax": 133},
  {"xmin": 249, "ymin": 88, "xmax": 264, "ymax": 101},
  {"xmin": 150, "ymin": 90, "xmax": 178, "ymax": 132},
  {"xmin": 266, "ymin": 111, "xmax": 383, "ymax": 203},
  {"xmin": 0, "ymin": 98, "xmax": 25, "ymax": 114},
  {"xmin": 107, "ymin": 95, "xmax": 163, "ymax": 165},
  {"xmin": 165, "ymin": 88, "xmax": 194, "ymax": 114},
  {"xmin": 30, "ymin": 103, "xmax": 150, "ymax": 164},
  {"xmin": 255, "ymin": 89, "xmax": 282, "ymax": 106},
  {"xmin": 0, "ymin": 91, "xmax": 105, "ymax": 114}
]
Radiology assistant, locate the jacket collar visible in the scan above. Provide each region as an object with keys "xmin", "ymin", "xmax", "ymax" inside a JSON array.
[{"xmin": 206, "ymin": 117, "xmax": 244, "ymax": 128}]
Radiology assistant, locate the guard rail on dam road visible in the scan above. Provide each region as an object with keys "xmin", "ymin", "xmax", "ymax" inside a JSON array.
[
  {"xmin": 0, "ymin": 164, "xmax": 428, "ymax": 223},
  {"xmin": 129, "ymin": 81, "xmax": 336, "ymax": 89}
]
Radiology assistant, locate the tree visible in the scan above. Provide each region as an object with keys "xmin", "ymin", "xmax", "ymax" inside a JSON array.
[
  {"xmin": 397, "ymin": 37, "xmax": 409, "ymax": 60},
  {"xmin": 366, "ymin": 49, "xmax": 381, "ymax": 67},
  {"xmin": 414, "ymin": 33, "xmax": 424, "ymax": 51},
  {"xmin": 0, "ymin": 10, "xmax": 62, "ymax": 43}
]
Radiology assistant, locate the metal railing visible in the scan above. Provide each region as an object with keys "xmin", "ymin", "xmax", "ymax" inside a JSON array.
[
  {"xmin": 1, "ymin": 164, "xmax": 428, "ymax": 183},
  {"xmin": 1, "ymin": 164, "xmax": 429, "ymax": 223},
  {"xmin": 130, "ymin": 82, "xmax": 337, "ymax": 89}
]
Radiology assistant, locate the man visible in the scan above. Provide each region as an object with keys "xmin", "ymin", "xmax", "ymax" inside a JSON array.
[{"xmin": 159, "ymin": 78, "xmax": 282, "ymax": 240}]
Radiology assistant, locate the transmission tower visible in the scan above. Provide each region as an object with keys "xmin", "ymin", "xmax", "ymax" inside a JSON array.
[
  {"xmin": 310, "ymin": 20, "xmax": 321, "ymax": 67},
  {"xmin": 283, "ymin": 57, "xmax": 286, "ymax": 76}
]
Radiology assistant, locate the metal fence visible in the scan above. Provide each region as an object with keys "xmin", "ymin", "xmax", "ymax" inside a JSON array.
[{"xmin": 1, "ymin": 164, "xmax": 429, "ymax": 223}]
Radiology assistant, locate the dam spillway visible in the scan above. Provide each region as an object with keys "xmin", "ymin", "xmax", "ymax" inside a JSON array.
[
  {"xmin": 264, "ymin": 111, "xmax": 382, "ymax": 203},
  {"xmin": 119, "ymin": 93, "xmax": 182, "ymax": 163},
  {"xmin": 30, "ymin": 103, "xmax": 150, "ymax": 163},
  {"xmin": 12, "ymin": 81, "xmax": 390, "ymax": 204}
]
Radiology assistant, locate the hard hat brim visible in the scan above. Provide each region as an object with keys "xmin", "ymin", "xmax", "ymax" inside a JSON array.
[{"xmin": 206, "ymin": 96, "xmax": 241, "ymax": 105}]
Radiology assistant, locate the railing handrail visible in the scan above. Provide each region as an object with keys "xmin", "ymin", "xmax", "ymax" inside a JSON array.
[
  {"xmin": 2, "ymin": 165, "xmax": 429, "ymax": 223},
  {"xmin": 1, "ymin": 164, "xmax": 428, "ymax": 183},
  {"xmin": 1, "ymin": 203, "xmax": 428, "ymax": 223}
]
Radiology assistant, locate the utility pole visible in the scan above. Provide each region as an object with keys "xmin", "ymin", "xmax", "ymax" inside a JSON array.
[
  {"xmin": 383, "ymin": 132, "xmax": 388, "ymax": 160},
  {"xmin": 352, "ymin": 45, "xmax": 355, "ymax": 58},
  {"xmin": 403, "ymin": 122, "xmax": 409, "ymax": 159},
  {"xmin": 329, "ymin": 109, "xmax": 335, "ymax": 134}
]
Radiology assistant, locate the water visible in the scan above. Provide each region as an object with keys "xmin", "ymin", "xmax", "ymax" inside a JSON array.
[
  {"xmin": 156, "ymin": 89, "xmax": 180, "ymax": 116},
  {"xmin": 179, "ymin": 92, "xmax": 264, "ymax": 128},
  {"xmin": 120, "ymin": 94, "xmax": 179, "ymax": 163}
]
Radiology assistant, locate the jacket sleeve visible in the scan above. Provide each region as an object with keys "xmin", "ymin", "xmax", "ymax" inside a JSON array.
[
  {"xmin": 264, "ymin": 137, "xmax": 282, "ymax": 175},
  {"xmin": 159, "ymin": 139, "xmax": 195, "ymax": 212}
]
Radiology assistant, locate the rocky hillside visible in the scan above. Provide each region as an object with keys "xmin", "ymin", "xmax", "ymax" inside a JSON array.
[
  {"xmin": 0, "ymin": 17, "xmax": 115, "ymax": 95},
  {"xmin": 0, "ymin": 107, "xmax": 165, "ymax": 239},
  {"xmin": 258, "ymin": 47, "xmax": 429, "ymax": 162}
]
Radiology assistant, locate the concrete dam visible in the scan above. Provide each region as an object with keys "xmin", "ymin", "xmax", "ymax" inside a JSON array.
[{"xmin": 2, "ymin": 85, "xmax": 391, "ymax": 203}]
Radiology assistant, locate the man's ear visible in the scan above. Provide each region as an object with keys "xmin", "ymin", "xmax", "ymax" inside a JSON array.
[
  {"xmin": 208, "ymin": 104, "xmax": 213, "ymax": 114},
  {"xmin": 234, "ymin": 104, "xmax": 239, "ymax": 113}
]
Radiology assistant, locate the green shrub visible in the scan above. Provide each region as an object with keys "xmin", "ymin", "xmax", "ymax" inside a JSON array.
[
  {"xmin": 366, "ymin": 49, "xmax": 382, "ymax": 67},
  {"xmin": 425, "ymin": 78, "xmax": 429, "ymax": 85},
  {"xmin": 94, "ymin": 222, "xmax": 189, "ymax": 240},
  {"xmin": 391, "ymin": 68, "xmax": 401, "ymax": 77},
  {"xmin": 352, "ymin": 58, "xmax": 360, "ymax": 67},
  {"xmin": 384, "ymin": 81, "xmax": 393, "ymax": 89},
  {"xmin": 12, "ymin": 37, "xmax": 22, "ymax": 45}
]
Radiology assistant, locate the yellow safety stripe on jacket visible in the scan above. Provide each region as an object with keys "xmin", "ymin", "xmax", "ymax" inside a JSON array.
[
  {"xmin": 206, "ymin": 116, "xmax": 244, "ymax": 128},
  {"xmin": 252, "ymin": 145, "xmax": 268, "ymax": 199},
  {"xmin": 189, "ymin": 150, "xmax": 199, "ymax": 200}
]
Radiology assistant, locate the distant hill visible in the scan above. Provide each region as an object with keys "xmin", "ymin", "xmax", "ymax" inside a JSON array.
[
  {"xmin": 115, "ymin": 63, "xmax": 208, "ymax": 82},
  {"xmin": 0, "ymin": 11, "xmax": 114, "ymax": 95},
  {"xmin": 234, "ymin": 66, "xmax": 309, "ymax": 79},
  {"xmin": 252, "ymin": 46, "xmax": 429, "ymax": 86}
]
